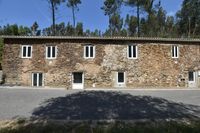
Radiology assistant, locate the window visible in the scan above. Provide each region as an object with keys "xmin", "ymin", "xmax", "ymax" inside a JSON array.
[
  {"xmin": 127, "ymin": 45, "xmax": 138, "ymax": 59},
  {"xmin": 46, "ymin": 46, "xmax": 57, "ymax": 59},
  {"xmin": 22, "ymin": 45, "xmax": 32, "ymax": 58},
  {"xmin": 118, "ymin": 72, "xmax": 125, "ymax": 83},
  {"xmin": 32, "ymin": 73, "xmax": 43, "ymax": 87},
  {"xmin": 84, "ymin": 45, "xmax": 95, "ymax": 58},
  {"xmin": 172, "ymin": 45, "xmax": 179, "ymax": 58}
]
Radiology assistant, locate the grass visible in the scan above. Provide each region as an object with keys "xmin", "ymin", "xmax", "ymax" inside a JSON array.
[{"xmin": 1, "ymin": 119, "xmax": 200, "ymax": 133}]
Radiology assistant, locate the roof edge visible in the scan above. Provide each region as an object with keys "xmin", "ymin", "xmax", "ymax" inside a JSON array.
[{"xmin": 1, "ymin": 35, "xmax": 200, "ymax": 43}]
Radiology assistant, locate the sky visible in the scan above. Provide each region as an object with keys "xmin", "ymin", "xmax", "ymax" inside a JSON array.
[{"xmin": 0, "ymin": 0, "xmax": 183, "ymax": 32}]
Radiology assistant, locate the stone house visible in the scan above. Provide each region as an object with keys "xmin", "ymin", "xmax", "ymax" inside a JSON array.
[{"xmin": 2, "ymin": 36, "xmax": 200, "ymax": 89}]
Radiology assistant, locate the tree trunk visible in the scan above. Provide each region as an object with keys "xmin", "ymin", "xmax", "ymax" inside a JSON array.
[
  {"xmin": 192, "ymin": 22, "xmax": 197, "ymax": 37},
  {"xmin": 137, "ymin": 0, "xmax": 140, "ymax": 37},
  {"xmin": 188, "ymin": 17, "xmax": 191, "ymax": 38},
  {"xmin": 72, "ymin": 6, "xmax": 76, "ymax": 28},
  {"xmin": 109, "ymin": 15, "xmax": 113, "ymax": 37},
  {"xmin": 51, "ymin": 1, "xmax": 56, "ymax": 36}
]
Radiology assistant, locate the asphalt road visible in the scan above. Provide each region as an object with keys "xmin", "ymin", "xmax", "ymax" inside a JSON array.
[{"xmin": 0, "ymin": 87, "xmax": 200, "ymax": 120}]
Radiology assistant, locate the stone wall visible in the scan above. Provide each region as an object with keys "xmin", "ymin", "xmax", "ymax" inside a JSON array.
[{"xmin": 2, "ymin": 39, "xmax": 200, "ymax": 89}]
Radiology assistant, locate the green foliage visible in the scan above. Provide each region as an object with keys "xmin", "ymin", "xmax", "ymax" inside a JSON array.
[
  {"xmin": 125, "ymin": 0, "xmax": 178, "ymax": 38},
  {"xmin": 165, "ymin": 16, "xmax": 177, "ymax": 37},
  {"xmin": 125, "ymin": 0, "xmax": 149, "ymax": 37},
  {"xmin": 46, "ymin": 0, "xmax": 65, "ymax": 35},
  {"xmin": 101, "ymin": 0, "xmax": 122, "ymax": 16},
  {"xmin": 10, "ymin": 24, "xmax": 19, "ymax": 35},
  {"xmin": 85, "ymin": 29, "xmax": 101, "ymax": 37},
  {"xmin": 18, "ymin": 26, "xmax": 31, "ymax": 36},
  {"xmin": 176, "ymin": 0, "xmax": 200, "ymax": 38},
  {"xmin": 66, "ymin": 0, "xmax": 81, "ymax": 28},
  {"xmin": 76, "ymin": 22, "xmax": 83, "ymax": 36},
  {"xmin": 1, "ymin": 120, "xmax": 200, "ymax": 133},
  {"xmin": 124, "ymin": 0, "xmax": 146, "ymax": 8},
  {"xmin": 43, "ymin": 22, "xmax": 70, "ymax": 36},
  {"xmin": 42, "ymin": 22, "xmax": 85, "ymax": 36},
  {"xmin": 54, "ymin": 22, "xmax": 66, "ymax": 36},
  {"xmin": 108, "ymin": 13, "xmax": 123, "ymax": 36},
  {"xmin": 120, "ymin": 28, "xmax": 128, "ymax": 36},
  {"xmin": 31, "ymin": 22, "xmax": 39, "ymax": 36},
  {"xmin": 66, "ymin": 0, "xmax": 81, "ymax": 8},
  {"xmin": 48, "ymin": 0, "xmax": 64, "ymax": 8},
  {"xmin": 66, "ymin": 22, "xmax": 75, "ymax": 35},
  {"xmin": 143, "ymin": 0, "xmax": 155, "ymax": 14},
  {"xmin": 125, "ymin": 15, "xmax": 137, "ymax": 36},
  {"xmin": 0, "ymin": 24, "xmax": 31, "ymax": 36},
  {"xmin": 102, "ymin": 0, "xmax": 123, "ymax": 36}
]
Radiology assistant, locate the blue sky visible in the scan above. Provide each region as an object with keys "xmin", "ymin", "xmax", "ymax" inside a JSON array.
[{"xmin": 0, "ymin": 0, "xmax": 183, "ymax": 32}]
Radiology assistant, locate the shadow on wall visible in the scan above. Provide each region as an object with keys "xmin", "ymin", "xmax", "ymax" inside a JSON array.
[{"xmin": 32, "ymin": 91, "xmax": 200, "ymax": 120}]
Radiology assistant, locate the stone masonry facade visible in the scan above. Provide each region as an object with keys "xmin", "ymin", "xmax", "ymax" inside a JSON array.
[{"xmin": 2, "ymin": 36, "xmax": 200, "ymax": 89}]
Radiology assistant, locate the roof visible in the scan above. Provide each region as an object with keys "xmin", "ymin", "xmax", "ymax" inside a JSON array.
[{"xmin": 1, "ymin": 36, "xmax": 200, "ymax": 44}]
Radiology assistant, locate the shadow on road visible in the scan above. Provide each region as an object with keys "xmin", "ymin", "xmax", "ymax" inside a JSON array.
[{"xmin": 32, "ymin": 91, "xmax": 200, "ymax": 120}]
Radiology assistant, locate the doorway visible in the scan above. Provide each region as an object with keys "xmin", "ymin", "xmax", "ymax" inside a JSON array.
[
  {"xmin": 188, "ymin": 71, "xmax": 196, "ymax": 88},
  {"xmin": 115, "ymin": 72, "xmax": 126, "ymax": 87},
  {"xmin": 32, "ymin": 73, "xmax": 43, "ymax": 87},
  {"xmin": 72, "ymin": 72, "xmax": 84, "ymax": 89}
]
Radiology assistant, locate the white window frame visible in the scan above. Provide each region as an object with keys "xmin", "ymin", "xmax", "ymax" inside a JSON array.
[
  {"xmin": 172, "ymin": 45, "xmax": 179, "ymax": 58},
  {"xmin": 84, "ymin": 45, "xmax": 95, "ymax": 59},
  {"xmin": 21, "ymin": 45, "xmax": 32, "ymax": 58},
  {"xmin": 127, "ymin": 45, "xmax": 138, "ymax": 59},
  {"xmin": 117, "ymin": 72, "xmax": 125, "ymax": 84},
  {"xmin": 32, "ymin": 73, "xmax": 44, "ymax": 87},
  {"xmin": 46, "ymin": 46, "xmax": 57, "ymax": 59}
]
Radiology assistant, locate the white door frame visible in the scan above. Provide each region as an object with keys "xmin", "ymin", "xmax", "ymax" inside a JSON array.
[
  {"xmin": 116, "ymin": 71, "xmax": 126, "ymax": 87},
  {"xmin": 72, "ymin": 72, "xmax": 84, "ymax": 89},
  {"xmin": 32, "ymin": 73, "xmax": 43, "ymax": 87},
  {"xmin": 188, "ymin": 71, "xmax": 196, "ymax": 88}
]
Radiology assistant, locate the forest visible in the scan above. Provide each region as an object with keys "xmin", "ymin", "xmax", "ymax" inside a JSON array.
[{"xmin": 0, "ymin": 0, "xmax": 200, "ymax": 38}]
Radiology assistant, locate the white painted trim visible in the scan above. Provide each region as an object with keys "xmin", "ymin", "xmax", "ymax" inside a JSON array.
[
  {"xmin": 46, "ymin": 46, "xmax": 57, "ymax": 59},
  {"xmin": 117, "ymin": 72, "xmax": 126, "ymax": 84},
  {"xmin": 21, "ymin": 45, "xmax": 32, "ymax": 58},
  {"xmin": 188, "ymin": 71, "xmax": 197, "ymax": 88},
  {"xmin": 55, "ymin": 46, "xmax": 58, "ymax": 58},
  {"xmin": 93, "ymin": 46, "xmax": 96, "ymax": 58},
  {"xmin": 172, "ymin": 45, "xmax": 179, "ymax": 58},
  {"xmin": 84, "ymin": 45, "xmax": 95, "ymax": 59},
  {"xmin": 31, "ymin": 73, "xmax": 33, "ymax": 86},
  {"xmin": 32, "ymin": 73, "xmax": 44, "ymax": 87},
  {"xmin": 41, "ymin": 73, "xmax": 44, "ymax": 87},
  {"xmin": 72, "ymin": 72, "xmax": 84, "ymax": 89},
  {"xmin": 37, "ymin": 73, "xmax": 39, "ymax": 86},
  {"xmin": 82, "ymin": 73, "xmax": 84, "ymax": 88},
  {"xmin": 127, "ymin": 45, "xmax": 138, "ymax": 59}
]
